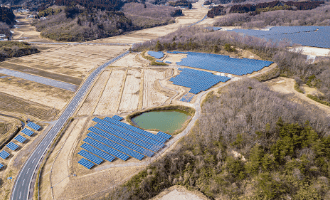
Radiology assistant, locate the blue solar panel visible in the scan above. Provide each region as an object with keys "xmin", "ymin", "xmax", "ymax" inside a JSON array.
[
  {"xmin": 78, "ymin": 158, "xmax": 94, "ymax": 169},
  {"xmin": 165, "ymin": 61, "xmax": 171, "ymax": 64},
  {"xmin": 157, "ymin": 132, "xmax": 172, "ymax": 140},
  {"xmin": 93, "ymin": 118, "xmax": 163, "ymax": 151},
  {"xmin": 83, "ymin": 137, "xmax": 129, "ymax": 161},
  {"xmin": 168, "ymin": 51, "xmax": 273, "ymax": 76},
  {"xmin": 6, "ymin": 142, "xmax": 19, "ymax": 151},
  {"xmin": 0, "ymin": 150, "xmax": 10, "ymax": 159},
  {"xmin": 87, "ymin": 132, "xmax": 145, "ymax": 160},
  {"xmin": 78, "ymin": 150, "xmax": 103, "ymax": 165},
  {"xmin": 103, "ymin": 117, "xmax": 167, "ymax": 143},
  {"xmin": 81, "ymin": 143, "xmax": 115, "ymax": 162},
  {"xmin": 226, "ymin": 26, "xmax": 330, "ymax": 49},
  {"xmin": 27, "ymin": 122, "xmax": 41, "ymax": 131},
  {"xmin": 90, "ymin": 125, "xmax": 154, "ymax": 157},
  {"xmin": 21, "ymin": 128, "xmax": 34, "ymax": 137},
  {"xmin": 112, "ymin": 115, "xmax": 124, "ymax": 121},
  {"xmin": 0, "ymin": 163, "xmax": 3, "ymax": 169},
  {"xmin": 147, "ymin": 51, "xmax": 164, "ymax": 59},
  {"xmin": 14, "ymin": 135, "xmax": 27, "ymax": 143}
]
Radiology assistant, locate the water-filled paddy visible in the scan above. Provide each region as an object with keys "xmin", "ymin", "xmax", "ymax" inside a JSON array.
[{"xmin": 132, "ymin": 110, "xmax": 189, "ymax": 133}]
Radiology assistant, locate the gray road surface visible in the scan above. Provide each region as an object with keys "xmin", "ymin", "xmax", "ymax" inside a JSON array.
[
  {"xmin": 10, "ymin": 51, "xmax": 129, "ymax": 200},
  {"xmin": 0, "ymin": 68, "xmax": 78, "ymax": 91}
]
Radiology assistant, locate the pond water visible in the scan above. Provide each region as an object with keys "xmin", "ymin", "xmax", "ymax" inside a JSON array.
[{"xmin": 131, "ymin": 110, "xmax": 189, "ymax": 134}]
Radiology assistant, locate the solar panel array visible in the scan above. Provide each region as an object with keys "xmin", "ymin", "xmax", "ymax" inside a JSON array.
[
  {"xmin": 0, "ymin": 150, "xmax": 10, "ymax": 159},
  {"xmin": 21, "ymin": 128, "xmax": 34, "ymax": 137},
  {"xmin": 14, "ymin": 135, "xmax": 27, "ymax": 143},
  {"xmin": 6, "ymin": 142, "xmax": 19, "ymax": 151},
  {"xmin": 27, "ymin": 122, "xmax": 41, "ymax": 131},
  {"xmin": 165, "ymin": 61, "xmax": 171, "ymax": 64},
  {"xmin": 168, "ymin": 51, "xmax": 273, "ymax": 76},
  {"xmin": 78, "ymin": 158, "xmax": 94, "ymax": 169},
  {"xmin": 112, "ymin": 115, "xmax": 124, "ymax": 121},
  {"xmin": 170, "ymin": 68, "xmax": 230, "ymax": 94},
  {"xmin": 227, "ymin": 26, "xmax": 330, "ymax": 49},
  {"xmin": 156, "ymin": 60, "xmax": 163, "ymax": 63},
  {"xmin": 157, "ymin": 131, "xmax": 171, "ymax": 140},
  {"xmin": 180, "ymin": 93, "xmax": 194, "ymax": 102},
  {"xmin": 77, "ymin": 117, "xmax": 172, "ymax": 169},
  {"xmin": 147, "ymin": 51, "xmax": 164, "ymax": 59},
  {"xmin": 0, "ymin": 163, "xmax": 3, "ymax": 169}
]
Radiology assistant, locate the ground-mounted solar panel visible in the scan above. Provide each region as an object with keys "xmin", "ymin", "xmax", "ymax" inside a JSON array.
[
  {"xmin": 14, "ymin": 135, "xmax": 27, "ymax": 143},
  {"xmin": 103, "ymin": 117, "xmax": 167, "ymax": 143},
  {"xmin": 0, "ymin": 150, "xmax": 10, "ymax": 159},
  {"xmin": 157, "ymin": 131, "xmax": 172, "ymax": 140},
  {"xmin": 83, "ymin": 137, "xmax": 129, "ymax": 161},
  {"xmin": 90, "ymin": 125, "xmax": 154, "ymax": 157},
  {"xmin": 6, "ymin": 142, "xmax": 19, "ymax": 151},
  {"xmin": 21, "ymin": 128, "xmax": 34, "ymax": 137},
  {"xmin": 81, "ymin": 143, "xmax": 115, "ymax": 162},
  {"xmin": 87, "ymin": 132, "xmax": 145, "ymax": 160},
  {"xmin": 78, "ymin": 158, "xmax": 94, "ymax": 169},
  {"xmin": 112, "ymin": 115, "xmax": 124, "ymax": 121},
  {"xmin": 0, "ymin": 163, "xmax": 3, "ymax": 169},
  {"xmin": 78, "ymin": 150, "xmax": 103, "ymax": 165},
  {"xmin": 147, "ymin": 51, "xmax": 164, "ymax": 59},
  {"xmin": 93, "ymin": 118, "xmax": 163, "ymax": 151},
  {"xmin": 27, "ymin": 122, "xmax": 41, "ymax": 131}
]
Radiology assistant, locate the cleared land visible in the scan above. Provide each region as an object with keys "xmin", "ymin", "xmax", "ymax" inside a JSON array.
[
  {"xmin": 152, "ymin": 185, "xmax": 208, "ymax": 200},
  {"xmin": 143, "ymin": 69, "xmax": 169, "ymax": 108},
  {"xmin": 118, "ymin": 69, "xmax": 142, "ymax": 113},
  {"xmin": 94, "ymin": 69, "xmax": 127, "ymax": 116},
  {"xmin": 77, "ymin": 71, "xmax": 112, "ymax": 116}
]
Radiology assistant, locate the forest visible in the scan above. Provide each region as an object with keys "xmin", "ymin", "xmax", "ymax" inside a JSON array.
[
  {"xmin": 168, "ymin": 0, "xmax": 192, "ymax": 9},
  {"xmin": 229, "ymin": 1, "xmax": 324, "ymax": 14},
  {"xmin": 0, "ymin": 41, "xmax": 39, "ymax": 61},
  {"xmin": 0, "ymin": 6, "xmax": 15, "ymax": 26},
  {"xmin": 33, "ymin": 3, "xmax": 181, "ymax": 41},
  {"xmin": 110, "ymin": 78, "xmax": 330, "ymax": 199},
  {"xmin": 214, "ymin": 4, "xmax": 330, "ymax": 27},
  {"xmin": 207, "ymin": 5, "xmax": 226, "ymax": 18}
]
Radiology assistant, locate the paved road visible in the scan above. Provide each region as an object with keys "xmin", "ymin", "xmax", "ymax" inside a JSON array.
[{"xmin": 11, "ymin": 51, "xmax": 129, "ymax": 200}]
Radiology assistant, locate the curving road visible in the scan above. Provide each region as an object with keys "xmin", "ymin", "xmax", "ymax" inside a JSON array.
[{"xmin": 11, "ymin": 51, "xmax": 129, "ymax": 200}]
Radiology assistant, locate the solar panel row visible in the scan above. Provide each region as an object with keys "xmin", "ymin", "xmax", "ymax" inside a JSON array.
[
  {"xmin": 157, "ymin": 131, "xmax": 171, "ymax": 140},
  {"xmin": 78, "ymin": 150, "xmax": 103, "ymax": 165},
  {"xmin": 168, "ymin": 51, "xmax": 273, "ymax": 76},
  {"xmin": 93, "ymin": 118, "xmax": 163, "ymax": 149},
  {"xmin": 0, "ymin": 150, "xmax": 10, "ymax": 159},
  {"xmin": 6, "ymin": 142, "xmax": 19, "ymax": 151},
  {"xmin": 87, "ymin": 132, "xmax": 145, "ymax": 160},
  {"xmin": 170, "ymin": 68, "xmax": 230, "ymax": 94},
  {"xmin": 84, "ymin": 137, "xmax": 129, "ymax": 161},
  {"xmin": 147, "ymin": 51, "xmax": 164, "ymax": 59},
  {"xmin": 14, "ymin": 135, "xmax": 27, "ymax": 143},
  {"xmin": 78, "ymin": 158, "xmax": 94, "ymax": 169},
  {"xmin": 21, "ymin": 128, "xmax": 34, "ymax": 137},
  {"xmin": 112, "ymin": 115, "xmax": 124, "ymax": 121},
  {"xmin": 0, "ymin": 163, "xmax": 3, "ymax": 169},
  {"xmin": 27, "ymin": 122, "xmax": 41, "ymax": 131},
  {"xmin": 103, "ymin": 117, "xmax": 167, "ymax": 143},
  {"xmin": 81, "ymin": 143, "xmax": 115, "ymax": 162},
  {"xmin": 94, "ymin": 119, "xmax": 160, "ymax": 151},
  {"xmin": 90, "ymin": 125, "xmax": 154, "ymax": 157}
]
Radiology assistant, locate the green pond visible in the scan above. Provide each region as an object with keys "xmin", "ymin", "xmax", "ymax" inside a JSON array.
[{"xmin": 131, "ymin": 110, "xmax": 189, "ymax": 134}]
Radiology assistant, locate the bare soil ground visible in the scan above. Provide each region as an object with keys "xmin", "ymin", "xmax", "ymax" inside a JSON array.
[
  {"xmin": 118, "ymin": 69, "xmax": 142, "ymax": 113},
  {"xmin": 266, "ymin": 77, "xmax": 330, "ymax": 115},
  {"xmin": 143, "ymin": 69, "xmax": 169, "ymax": 108},
  {"xmin": 110, "ymin": 53, "xmax": 144, "ymax": 68},
  {"xmin": 0, "ymin": 116, "xmax": 20, "ymax": 147},
  {"xmin": 6, "ymin": 45, "xmax": 128, "ymax": 78},
  {"xmin": 0, "ymin": 75, "xmax": 72, "ymax": 110},
  {"xmin": 93, "ymin": 69, "xmax": 127, "ymax": 116},
  {"xmin": 77, "ymin": 71, "xmax": 112, "ymax": 116},
  {"xmin": 151, "ymin": 185, "xmax": 209, "ymax": 200}
]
